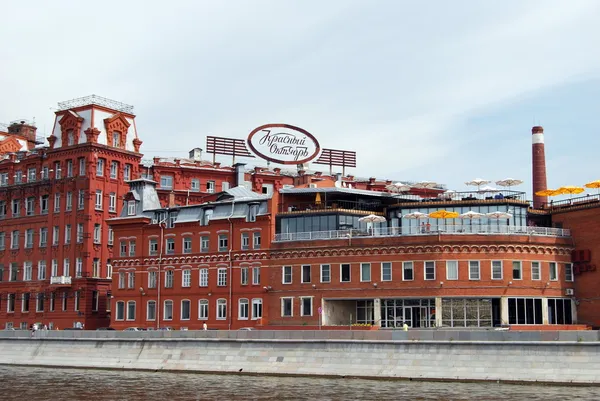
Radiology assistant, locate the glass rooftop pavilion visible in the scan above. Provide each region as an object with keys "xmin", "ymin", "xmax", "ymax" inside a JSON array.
[{"xmin": 274, "ymin": 187, "xmax": 570, "ymax": 242}]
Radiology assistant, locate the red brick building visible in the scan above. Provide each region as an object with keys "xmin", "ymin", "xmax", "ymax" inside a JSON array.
[{"xmin": 0, "ymin": 96, "xmax": 143, "ymax": 330}]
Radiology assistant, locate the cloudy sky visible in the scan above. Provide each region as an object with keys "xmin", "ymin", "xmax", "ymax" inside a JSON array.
[{"xmin": 1, "ymin": 0, "xmax": 599, "ymax": 197}]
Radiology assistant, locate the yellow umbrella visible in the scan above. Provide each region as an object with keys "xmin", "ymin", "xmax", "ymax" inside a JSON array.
[
  {"xmin": 315, "ymin": 192, "xmax": 322, "ymax": 204},
  {"xmin": 584, "ymin": 180, "xmax": 600, "ymax": 195},
  {"xmin": 428, "ymin": 210, "xmax": 459, "ymax": 219},
  {"xmin": 557, "ymin": 186, "xmax": 585, "ymax": 199},
  {"xmin": 535, "ymin": 189, "xmax": 560, "ymax": 197}
]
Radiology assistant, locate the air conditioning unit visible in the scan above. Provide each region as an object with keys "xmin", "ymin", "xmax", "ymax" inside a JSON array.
[
  {"xmin": 308, "ymin": 183, "xmax": 317, "ymax": 188},
  {"xmin": 565, "ymin": 288, "xmax": 574, "ymax": 296}
]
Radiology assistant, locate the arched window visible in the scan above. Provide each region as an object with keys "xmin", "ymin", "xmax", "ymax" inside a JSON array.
[
  {"xmin": 164, "ymin": 300, "xmax": 173, "ymax": 320},
  {"xmin": 116, "ymin": 301, "xmax": 125, "ymax": 320},
  {"xmin": 252, "ymin": 298, "xmax": 263, "ymax": 320},
  {"xmin": 147, "ymin": 301, "xmax": 156, "ymax": 321},
  {"xmin": 181, "ymin": 299, "xmax": 191, "ymax": 320},
  {"xmin": 198, "ymin": 299, "xmax": 209, "ymax": 319},
  {"xmin": 238, "ymin": 298, "xmax": 249, "ymax": 320},
  {"xmin": 217, "ymin": 299, "xmax": 227, "ymax": 320},
  {"xmin": 126, "ymin": 301, "xmax": 136, "ymax": 321}
]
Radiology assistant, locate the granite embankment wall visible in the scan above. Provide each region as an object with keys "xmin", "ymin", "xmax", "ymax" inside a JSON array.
[{"xmin": 1, "ymin": 330, "xmax": 599, "ymax": 385}]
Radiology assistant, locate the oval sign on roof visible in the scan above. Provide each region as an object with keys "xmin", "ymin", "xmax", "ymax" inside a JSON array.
[{"xmin": 247, "ymin": 124, "xmax": 321, "ymax": 165}]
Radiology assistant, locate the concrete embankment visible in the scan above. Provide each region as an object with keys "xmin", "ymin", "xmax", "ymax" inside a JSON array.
[{"xmin": 1, "ymin": 330, "xmax": 599, "ymax": 385}]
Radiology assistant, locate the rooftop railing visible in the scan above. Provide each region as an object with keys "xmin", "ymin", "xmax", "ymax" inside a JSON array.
[
  {"xmin": 392, "ymin": 190, "xmax": 527, "ymax": 204},
  {"xmin": 273, "ymin": 225, "xmax": 571, "ymax": 242},
  {"xmin": 279, "ymin": 199, "xmax": 383, "ymax": 214}
]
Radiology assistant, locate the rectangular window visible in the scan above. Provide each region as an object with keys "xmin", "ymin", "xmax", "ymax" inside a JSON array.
[
  {"xmin": 108, "ymin": 227, "xmax": 114, "ymax": 246},
  {"xmin": 183, "ymin": 237, "xmax": 192, "ymax": 254},
  {"xmin": 64, "ymin": 225, "xmax": 71, "ymax": 244},
  {"xmin": 53, "ymin": 226, "xmax": 59, "ymax": 245},
  {"xmin": 469, "ymin": 261, "xmax": 480, "ymax": 280},
  {"xmin": 54, "ymin": 193, "xmax": 60, "ymax": 213},
  {"xmin": 166, "ymin": 238, "xmax": 175, "ymax": 255},
  {"xmin": 549, "ymin": 262, "xmax": 558, "ymax": 281},
  {"xmin": 424, "ymin": 261, "xmax": 435, "ymax": 280},
  {"xmin": 492, "ymin": 260, "xmax": 503, "ymax": 280},
  {"xmin": 54, "ymin": 162, "xmax": 61, "ymax": 179},
  {"xmin": 25, "ymin": 229, "xmax": 34, "ymax": 248},
  {"xmin": 41, "ymin": 166, "xmax": 49, "ymax": 180},
  {"xmin": 127, "ymin": 272, "xmax": 135, "ymax": 288},
  {"xmin": 241, "ymin": 233, "xmax": 250, "ymax": 250},
  {"xmin": 381, "ymin": 262, "xmax": 392, "ymax": 281},
  {"xmin": 238, "ymin": 299, "xmax": 249, "ymax": 320},
  {"xmin": 181, "ymin": 300, "xmax": 191, "ymax": 320},
  {"xmin": 301, "ymin": 265, "xmax": 311, "ymax": 283},
  {"xmin": 91, "ymin": 224, "xmax": 100, "ymax": 244},
  {"xmin": 281, "ymin": 298, "xmax": 293, "ymax": 317},
  {"xmin": 207, "ymin": 180, "xmax": 215, "ymax": 193},
  {"xmin": 199, "ymin": 268, "xmax": 208, "ymax": 287},
  {"xmin": 253, "ymin": 232, "xmax": 261, "ymax": 249},
  {"xmin": 340, "ymin": 263, "xmax": 351, "ymax": 282},
  {"xmin": 531, "ymin": 261, "xmax": 541, "ymax": 280},
  {"xmin": 0, "ymin": 201, "xmax": 5, "ymax": 219},
  {"xmin": 65, "ymin": 192, "xmax": 72, "ymax": 211},
  {"xmin": 14, "ymin": 171, "xmax": 23, "ymax": 183},
  {"xmin": 198, "ymin": 300, "xmax": 208, "ymax": 319},
  {"xmin": 252, "ymin": 299, "xmax": 263, "ymax": 319},
  {"xmin": 512, "ymin": 261, "xmax": 522, "ymax": 280},
  {"xmin": 240, "ymin": 266, "xmax": 249, "ymax": 285},
  {"xmin": 36, "ymin": 293, "xmax": 44, "ymax": 312},
  {"xmin": 565, "ymin": 263, "xmax": 574, "ymax": 282},
  {"xmin": 127, "ymin": 201, "xmax": 136, "ymax": 216},
  {"xmin": 38, "ymin": 261, "xmax": 46, "ymax": 280},
  {"xmin": 96, "ymin": 159, "xmax": 104, "ymax": 176},
  {"xmin": 403, "ymin": 261, "xmax": 414, "ymax": 281},
  {"xmin": 95, "ymin": 190, "xmax": 103, "ymax": 210},
  {"xmin": 7, "ymin": 294, "xmax": 15, "ymax": 313},
  {"xmin": 79, "ymin": 158, "xmax": 86, "ymax": 176},
  {"xmin": 508, "ymin": 297, "xmax": 543, "ymax": 325},
  {"xmin": 0, "ymin": 232, "xmax": 4, "ymax": 251},
  {"xmin": 217, "ymin": 299, "xmax": 227, "ymax": 319},
  {"xmin": 110, "ymin": 161, "xmax": 118, "ymax": 179},
  {"xmin": 360, "ymin": 263, "xmax": 371, "ymax": 282},
  {"xmin": 26, "ymin": 197, "xmax": 35, "ymax": 216},
  {"xmin": 119, "ymin": 241, "xmax": 127, "ymax": 257},
  {"xmin": 200, "ymin": 236, "xmax": 209, "ymax": 252},
  {"xmin": 61, "ymin": 292, "xmax": 67, "ymax": 311},
  {"xmin": 124, "ymin": 164, "xmax": 131, "ymax": 181},
  {"xmin": 145, "ymin": 301, "xmax": 156, "ymax": 321},
  {"xmin": 320, "ymin": 264, "xmax": 331, "ymax": 283},
  {"xmin": 126, "ymin": 301, "xmax": 135, "ymax": 320},
  {"xmin": 191, "ymin": 178, "xmax": 200, "ymax": 192},
  {"xmin": 252, "ymin": 266, "xmax": 260, "ymax": 285},
  {"xmin": 218, "ymin": 234, "xmax": 228, "ymax": 252},
  {"xmin": 66, "ymin": 160, "xmax": 73, "ymax": 177},
  {"xmin": 23, "ymin": 261, "xmax": 32, "ymax": 281},
  {"xmin": 40, "ymin": 195, "xmax": 49, "ymax": 214},
  {"xmin": 282, "ymin": 266, "xmax": 292, "ymax": 284},
  {"xmin": 118, "ymin": 272, "xmax": 126, "ymax": 289},
  {"xmin": 301, "ymin": 297, "xmax": 313, "ymax": 316},
  {"xmin": 163, "ymin": 301, "xmax": 173, "ymax": 320},
  {"xmin": 217, "ymin": 268, "xmax": 227, "ymax": 286},
  {"xmin": 127, "ymin": 240, "xmax": 135, "ymax": 257},
  {"xmin": 160, "ymin": 175, "xmax": 173, "ymax": 189},
  {"xmin": 109, "ymin": 193, "xmax": 116, "ymax": 212},
  {"xmin": 22, "ymin": 293, "xmax": 30, "ymax": 312},
  {"xmin": 12, "ymin": 199, "xmax": 20, "ymax": 217},
  {"xmin": 51, "ymin": 260, "xmax": 58, "ymax": 277},
  {"xmin": 77, "ymin": 190, "xmax": 85, "ymax": 210},
  {"xmin": 182, "ymin": 269, "xmax": 191, "ymax": 287},
  {"xmin": 11, "ymin": 230, "xmax": 19, "ymax": 250},
  {"xmin": 148, "ymin": 271, "xmax": 157, "ymax": 289},
  {"xmin": 76, "ymin": 223, "xmax": 84, "ymax": 243},
  {"xmin": 63, "ymin": 258, "xmax": 70, "ymax": 277},
  {"xmin": 149, "ymin": 239, "xmax": 158, "ymax": 256},
  {"xmin": 28, "ymin": 167, "xmax": 37, "ymax": 182}
]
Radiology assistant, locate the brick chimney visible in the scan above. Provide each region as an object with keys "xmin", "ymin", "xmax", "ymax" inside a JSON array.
[
  {"xmin": 532, "ymin": 126, "xmax": 548, "ymax": 208},
  {"xmin": 168, "ymin": 191, "xmax": 176, "ymax": 208}
]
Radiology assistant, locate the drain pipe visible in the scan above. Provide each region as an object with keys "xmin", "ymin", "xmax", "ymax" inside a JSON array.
[
  {"xmin": 156, "ymin": 213, "xmax": 168, "ymax": 330},
  {"xmin": 226, "ymin": 199, "xmax": 236, "ymax": 330}
]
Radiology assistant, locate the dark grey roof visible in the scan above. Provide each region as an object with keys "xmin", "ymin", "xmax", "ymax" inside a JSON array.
[{"xmin": 279, "ymin": 187, "xmax": 394, "ymax": 198}]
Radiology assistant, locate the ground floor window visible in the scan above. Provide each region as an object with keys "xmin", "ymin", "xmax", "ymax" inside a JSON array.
[
  {"xmin": 116, "ymin": 301, "xmax": 124, "ymax": 320},
  {"xmin": 300, "ymin": 297, "xmax": 313, "ymax": 316},
  {"xmin": 252, "ymin": 299, "xmax": 262, "ymax": 319},
  {"xmin": 217, "ymin": 299, "xmax": 227, "ymax": 320},
  {"xmin": 356, "ymin": 300, "xmax": 374, "ymax": 324},
  {"xmin": 381, "ymin": 298, "xmax": 435, "ymax": 328},
  {"xmin": 441, "ymin": 298, "xmax": 496, "ymax": 328},
  {"xmin": 508, "ymin": 297, "xmax": 542, "ymax": 325},
  {"xmin": 548, "ymin": 298, "xmax": 573, "ymax": 324}
]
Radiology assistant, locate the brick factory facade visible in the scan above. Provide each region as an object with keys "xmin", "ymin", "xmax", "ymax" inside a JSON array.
[{"xmin": 2, "ymin": 97, "xmax": 599, "ymax": 331}]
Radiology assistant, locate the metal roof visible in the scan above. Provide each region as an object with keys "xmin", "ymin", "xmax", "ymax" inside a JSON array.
[{"xmin": 278, "ymin": 187, "xmax": 394, "ymax": 198}]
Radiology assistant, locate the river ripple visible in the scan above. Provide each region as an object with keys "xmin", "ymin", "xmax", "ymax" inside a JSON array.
[{"xmin": 0, "ymin": 366, "xmax": 597, "ymax": 400}]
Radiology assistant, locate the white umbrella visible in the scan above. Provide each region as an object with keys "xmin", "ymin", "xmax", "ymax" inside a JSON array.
[
  {"xmin": 465, "ymin": 178, "xmax": 491, "ymax": 191},
  {"xmin": 402, "ymin": 211, "xmax": 429, "ymax": 219},
  {"xmin": 438, "ymin": 190, "xmax": 456, "ymax": 200},
  {"xmin": 386, "ymin": 182, "xmax": 412, "ymax": 193},
  {"xmin": 486, "ymin": 211, "xmax": 513, "ymax": 219},
  {"xmin": 459, "ymin": 211, "xmax": 485, "ymax": 219},
  {"xmin": 496, "ymin": 178, "xmax": 523, "ymax": 191},
  {"xmin": 358, "ymin": 214, "xmax": 387, "ymax": 223},
  {"xmin": 413, "ymin": 181, "xmax": 438, "ymax": 189},
  {"xmin": 478, "ymin": 185, "xmax": 500, "ymax": 193}
]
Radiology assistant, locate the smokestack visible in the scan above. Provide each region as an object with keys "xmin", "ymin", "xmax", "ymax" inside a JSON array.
[{"xmin": 532, "ymin": 126, "xmax": 548, "ymax": 208}]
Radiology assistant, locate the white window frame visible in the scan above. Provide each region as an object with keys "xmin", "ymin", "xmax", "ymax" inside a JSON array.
[
  {"xmin": 282, "ymin": 266, "xmax": 292, "ymax": 284},
  {"xmin": 198, "ymin": 299, "xmax": 209, "ymax": 320},
  {"xmin": 251, "ymin": 298, "xmax": 263, "ymax": 320},
  {"xmin": 300, "ymin": 296, "xmax": 313, "ymax": 316},
  {"xmin": 109, "ymin": 193, "xmax": 117, "ymax": 213},
  {"xmin": 512, "ymin": 261, "xmax": 523, "ymax": 280},
  {"xmin": 301, "ymin": 264, "xmax": 311, "ymax": 283},
  {"xmin": 163, "ymin": 300, "xmax": 173, "ymax": 320},
  {"xmin": 181, "ymin": 299, "xmax": 191, "ymax": 320},
  {"xmin": 381, "ymin": 262, "xmax": 392, "ymax": 282},
  {"xmin": 565, "ymin": 263, "xmax": 574, "ymax": 282},
  {"xmin": 491, "ymin": 260, "xmax": 503, "ymax": 280},
  {"xmin": 281, "ymin": 297, "xmax": 293, "ymax": 317},
  {"xmin": 127, "ymin": 201, "xmax": 136, "ymax": 216},
  {"xmin": 217, "ymin": 298, "xmax": 227, "ymax": 320},
  {"xmin": 217, "ymin": 268, "xmax": 227, "ymax": 286},
  {"xmin": 252, "ymin": 266, "xmax": 260, "ymax": 285},
  {"xmin": 340, "ymin": 263, "xmax": 351, "ymax": 283},
  {"xmin": 531, "ymin": 261, "xmax": 541, "ymax": 281},
  {"xmin": 320, "ymin": 264, "xmax": 331, "ymax": 283},
  {"xmin": 360, "ymin": 263, "xmax": 371, "ymax": 282},
  {"xmin": 126, "ymin": 301, "xmax": 136, "ymax": 321},
  {"xmin": 549, "ymin": 262, "xmax": 558, "ymax": 281},
  {"xmin": 402, "ymin": 261, "xmax": 414, "ymax": 281},
  {"xmin": 469, "ymin": 260, "xmax": 481, "ymax": 280},
  {"xmin": 147, "ymin": 300, "xmax": 156, "ymax": 321},
  {"xmin": 424, "ymin": 261, "xmax": 435, "ymax": 281},
  {"xmin": 238, "ymin": 298, "xmax": 249, "ymax": 320},
  {"xmin": 182, "ymin": 269, "xmax": 191, "ymax": 287},
  {"xmin": 199, "ymin": 268, "xmax": 208, "ymax": 287},
  {"xmin": 95, "ymin": 190, "xmax": 103, "ymax": 210}
]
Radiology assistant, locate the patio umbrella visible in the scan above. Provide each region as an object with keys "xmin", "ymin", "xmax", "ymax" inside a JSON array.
[
  {"xmin": 386, "ymin": 182, "xmax": 412, "ymax": 193},
  {"xmin": 438, "ymin": 190, "xmax": 456, "ymax": 200},
  {"xmin": 496, "ymin": 178, "xmax": 523, "ymax": 191},
  {"xmin": 535, "ymin": 189, "xmax": 560, "ymax": 197},
  {"xmin": 402, "ymin": 211, "xmax": 429, "ymax": 219},
  {"xmin": 478, "ymin": 185, "xmax": 500, "ymax": 193},
  {"xmin": 486, "ymin": 211, "xmax": 513, "ymax": 219},
  {"xmin": 413, "ymin": 181, "xmax": 439, "ymax": 189},
  {"xmin": 584, "ymin": 180, "xmax": 600, "ymax": 195},
  {"xmin": 557, "ymin": 186, "xmax": 585, "ymax": 198},
  {"xmin": 465, "ymin": 178, "xmax": 491, "ymax": 191},
  {"xmin": 428, "ymin": 210, "xmax": 459, "ymax": 219},
  {"xmin": 459, "ymin": 211, "xmax": 485, "ymax": 220},
  {"xmin": 358, "ymin": 214, "xmax": 387, "ymax": 223}
]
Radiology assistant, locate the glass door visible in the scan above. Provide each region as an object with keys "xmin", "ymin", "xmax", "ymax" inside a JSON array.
[{"xmin": 403, "ymin": 307, "xmax": 413, "ymax": 328}]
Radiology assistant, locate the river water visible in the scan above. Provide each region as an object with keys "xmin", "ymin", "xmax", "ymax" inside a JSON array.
[{"xmin": 0, "ymin": 366, "xmax": 596, "ymax": 400}]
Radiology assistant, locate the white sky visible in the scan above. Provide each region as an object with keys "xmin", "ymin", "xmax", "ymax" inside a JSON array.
[{"xmin": 1, "ymin": 0, "xmax": 600, "ymax": 198}]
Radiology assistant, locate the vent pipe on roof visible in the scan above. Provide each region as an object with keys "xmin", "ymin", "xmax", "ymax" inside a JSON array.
[{"xmin": 234, "ymin": 163, "xmax": 246, "ymax": 187}]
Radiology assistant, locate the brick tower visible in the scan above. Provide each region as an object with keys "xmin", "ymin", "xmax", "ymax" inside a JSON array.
[{"xmin": 532, "ymin": 126, "xmax": 548, "ymax": 208}]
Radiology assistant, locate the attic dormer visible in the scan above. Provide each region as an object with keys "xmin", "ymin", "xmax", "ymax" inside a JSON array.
[
  {"xmin": 59, "ymin": 110, "xmax": 84, "ymax": 147},
  {"xmin": 104, "ymin": 113, "xmax": 131, "ymax": 150}
]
